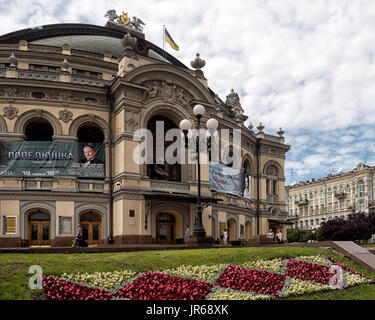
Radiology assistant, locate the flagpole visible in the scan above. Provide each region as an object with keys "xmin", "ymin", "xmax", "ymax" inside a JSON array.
[{"xmin": 163, "ymin": 25, "xmax": 166, "ymax": 62}]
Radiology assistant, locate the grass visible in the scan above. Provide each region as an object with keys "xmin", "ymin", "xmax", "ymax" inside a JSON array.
[{"xmin": 0, "ymin": 246, "xmax": 374, "ymax": 300}]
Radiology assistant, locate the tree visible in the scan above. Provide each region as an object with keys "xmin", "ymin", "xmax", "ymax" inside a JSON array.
[{"xmin": 320, "ymin": 213, "xmax": 375, "ymax": 243}]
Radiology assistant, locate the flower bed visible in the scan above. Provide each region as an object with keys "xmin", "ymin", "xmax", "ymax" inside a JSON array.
[
  {"xmin": 214, "ymin": 265, "xmax": 286, "ymax": 296},
  {"xmin": 241, "ymin": 258, "xmax": 284, "ymax": 273},
  {"xmin": 160, "ymin": 264, "xmax": 227, "ymax": 282},
  {"xmin": 42, "ymin": 275, "xmax": 114, "ymax": 300},
  {"xmin": 42, "ymin": 255, "xmax": 374, "ymax": 300},
  {"xmin": 116, "ymin": 271, "xmax": 213, "ymax": 300},
  {"xmin": 285, "ymin": 259, "xmax": 332, "ymax": 284},
  {"xmin": 61, "ymin": 270, "xmax": 137, "ymax": 289}
]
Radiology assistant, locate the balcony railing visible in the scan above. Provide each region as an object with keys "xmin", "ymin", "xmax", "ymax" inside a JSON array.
[
  {"xmin": 334, "ymin": 191, "xmax": 347, "ymax": 199},
  {"xmin": 295, "ymin": 199, "xmax": 309, "ymax": 205}
]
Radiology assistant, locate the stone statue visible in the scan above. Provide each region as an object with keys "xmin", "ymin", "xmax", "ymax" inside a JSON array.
[
  {"xmin": 130, "ymin": 17, "xmax": 146, "ymax": 32},
  {"xmin": 104, "ymin": 10, "xmax": 121, "ymax": 23},
  {"xmin": 225, "ymin": 88, "xmax": 241, "ymax": 107}
]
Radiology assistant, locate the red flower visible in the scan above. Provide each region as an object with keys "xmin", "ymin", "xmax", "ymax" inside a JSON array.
[
  {"xmin": 117, "ymin": 271, "xmax": 212, "ymax": 300},
  {"xmin": 214, "ymin": 265, "xmax": 285, "ymax": 296},
  {"xmin": 285, "ymin": 260, "xmax": 331, "ymax": 284},
  {"xmin": 42, "ymin": 276, "xmax": 113, "ymax": 300}
]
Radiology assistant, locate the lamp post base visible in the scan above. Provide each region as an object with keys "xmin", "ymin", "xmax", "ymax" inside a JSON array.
[{"xmin": 186, "ymin": 236, "xmax": 214, "ymax": 248}]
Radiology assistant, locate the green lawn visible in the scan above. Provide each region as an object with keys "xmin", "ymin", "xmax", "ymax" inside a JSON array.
[{"xmin": 0, "ymin": 246, "xmax": 374, "ymax": 300}]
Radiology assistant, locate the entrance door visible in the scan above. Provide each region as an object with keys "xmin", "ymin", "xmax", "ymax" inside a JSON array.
[
  {"xmin": 28, "ymin": 211, "xmax": 51, "ymax": 246},
  {"xmin": 80, "ymin": 211, "xmax": 101, "ymax": 245},
  {"xmin": 156, "ymin": 213, "xmax": 176, "ymax": 244}
]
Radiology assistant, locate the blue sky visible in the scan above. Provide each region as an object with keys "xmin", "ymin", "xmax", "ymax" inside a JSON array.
[{"xmin": 1, "ymin": 0, "xmax": 375, "ymax": 185}]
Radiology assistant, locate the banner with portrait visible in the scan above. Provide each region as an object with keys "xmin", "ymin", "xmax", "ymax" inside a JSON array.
[
  {"xmin": 0, "ymin": 141, "xmax": 105, "ymax": 178},
  {"xmin": 209, "ymin": 162, "xmax": 250, "ymax": 198}
]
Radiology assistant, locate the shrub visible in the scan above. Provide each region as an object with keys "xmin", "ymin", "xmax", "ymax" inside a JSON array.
[{"xmin": 287, "ymin": 228, "xmax": 315, "ymax": 243}]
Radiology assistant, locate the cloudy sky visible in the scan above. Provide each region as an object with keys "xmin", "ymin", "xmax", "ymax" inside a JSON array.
[{"xmin": 1, "ymin": 0, "xmax": 375, "ymax": 184}]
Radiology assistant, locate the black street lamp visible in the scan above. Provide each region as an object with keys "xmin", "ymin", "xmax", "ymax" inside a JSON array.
[{"xmin": 180, "ymin": 104, "xmax": 218, "ymax": 240}]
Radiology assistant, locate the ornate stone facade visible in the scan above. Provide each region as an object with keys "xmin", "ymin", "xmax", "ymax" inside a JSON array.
[
  {"xmin": 286, "ymin": 162, "xmax": 375, "ymax": 230},
  {"xmin": 0, "ymin": 21, "xmax": 290, "ymax": 247}
]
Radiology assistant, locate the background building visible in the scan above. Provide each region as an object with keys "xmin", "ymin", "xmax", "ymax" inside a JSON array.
[
  {"xmin": 0, "ymin": 15, "xmax": 290, "ymax": 247},
  {"xmin": 286, "ymin": 162, "xmax": 375, "ymax": 230}
]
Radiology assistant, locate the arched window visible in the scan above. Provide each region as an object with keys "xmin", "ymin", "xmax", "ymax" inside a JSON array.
[
  {"xmin": 25, "ymin": 118, "xmax": 53, "ymax": 141},
  {"xmin": 77, "ymin": 124, "xmax": 104, "ymax": 143},
  {"xmin": 147, "ymin": 115, "xmax": 181, "ymax": 182},
  {"xmin": 266, "ymin": 165, "xmax": 278, "ymax": 196}
]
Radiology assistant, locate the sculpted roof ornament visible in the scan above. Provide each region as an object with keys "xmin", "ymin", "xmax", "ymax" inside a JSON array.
[
  {"xmin": 8, "ymin": 52, "xmax": 17, "ymax": 68},
  {"xmin": 104, "ymin": 9, "xmax": 146, "ymax": 33},
  {"xmin": 225, "ymin": 88, "xmax": 240, "ymax": 107}
]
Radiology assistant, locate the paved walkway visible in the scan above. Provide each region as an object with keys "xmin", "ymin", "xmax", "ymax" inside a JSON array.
[{"xmin": 331, "ymin": 242, "xmax": 375, "ymax": 273}]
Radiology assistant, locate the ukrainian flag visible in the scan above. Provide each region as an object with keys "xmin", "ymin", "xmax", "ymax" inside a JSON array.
[{"xmin": 165, "ymin": 28, "xmax": 179, "ymax": 51}]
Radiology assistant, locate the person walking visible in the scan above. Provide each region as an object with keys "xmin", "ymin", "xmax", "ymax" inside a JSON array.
[
  {"xmin": 223, "ymin": 229, "xmax": 229, "ymax": 245},
  {"xmin": 184, "ymin": 225, "xmax": 191, "ymax": 243},
  {"xmin": 276, "ymin": 228, "xmax": 283, "ymax": 244},
  {"xmin": 267, "ymin": 228, "xmax": 275, "ymax": 241},
  {"xmin": 72, "ymin": 224, "xmax": 83, "ymax": 247}
]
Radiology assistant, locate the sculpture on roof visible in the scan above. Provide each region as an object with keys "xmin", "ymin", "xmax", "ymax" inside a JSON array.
[
  {"xmin": 104, "ymin": 9, "xmax": 146, "ymax": 32},
  {"xmin": 104, "ymin": 10, "xmax": 121, "ymax": 23},
  {"xmin": 130, "ymin": 17, "xmax": 146, "ymax": 32},
  {"xmin": 225, "ymin": 88, "xmax": 241, "ymax": 107}
]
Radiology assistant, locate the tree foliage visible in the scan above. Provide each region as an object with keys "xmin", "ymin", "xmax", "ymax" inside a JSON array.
[{"xmin": 319, "ymin": 213, "xmax": 375, "ymax": 242}]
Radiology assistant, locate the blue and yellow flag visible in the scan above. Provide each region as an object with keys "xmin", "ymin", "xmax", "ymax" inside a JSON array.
[{"xmin": 165, "ymin": 28, "xmax": 179, "ymax": 51}]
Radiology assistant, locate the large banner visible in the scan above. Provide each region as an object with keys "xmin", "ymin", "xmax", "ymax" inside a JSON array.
[
  {"xmin": 209, "ymin": 162, "xmax": 251, "ymax": 198},
  {"xmin": 0, "ymin": 141, "xmax": 105, "ymax": 178}
]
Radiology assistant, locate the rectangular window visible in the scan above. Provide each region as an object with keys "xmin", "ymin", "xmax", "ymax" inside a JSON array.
[
  {"xmin": 129, "ymin": 210, "xmax": 135, "ymax": 218},
  {"xmin": 59, "ymin": 216, "xmax": 72, "ymax": 234},
  {"xmin": 2, "ymin": 216, "xmax": 17, "ymax": 234}
]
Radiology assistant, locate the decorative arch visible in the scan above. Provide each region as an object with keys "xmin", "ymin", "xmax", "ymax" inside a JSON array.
[
  {"xmin": 242, "ymin": 153, "xmax": 255, "ymax": 175},
  {"xmin": 69, "ymin": 114, "xmax": 108, "ymax": 141},
  {"xmin": 268, "ymin": 206, "xmax": 281, "ymax": 217},
  {"xmin": 20, "ymin": 201, "xmax": 56, "ymax": 241},
  {"xmin": 226, "ymin": 213, "xmax": 239, "ymax": 241},
  {"xmin": 141, "ymin": 102, "xmax": 191, "ymax": 130},
  {"xmin": 14, "ymin": 109, "xmax": 62, "ymax": 137},
  {"xmin": 263, "ymin": 160, "xmax": 284, "ymax": 178},
  {"xmin": 151, "ymin": 202, "xmax": 188, "ymax": 241},
  {"xmin": 74, "ymin": 203, "xmax": 107, "ymax": 239},
  {"xmin": 245, "ymin": 218, "xmax": 252, "ymax": 241},
  {"xmin": 0, "ymin": 115, "xmax": 7, "ymax": 132},
  {"xmin": 124, "ymin": 63, "xmax": 215, "ymax": 104}
]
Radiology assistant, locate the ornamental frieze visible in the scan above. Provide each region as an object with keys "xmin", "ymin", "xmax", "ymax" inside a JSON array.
[
  {"xmin": 142, "ymin": 80, "xmax": 193, "ymax": 107},
  {"xmin": 0, "ymin": 86, "xmax": 108, "ymax": 106}
]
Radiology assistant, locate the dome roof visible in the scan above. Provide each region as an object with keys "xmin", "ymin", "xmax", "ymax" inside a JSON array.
[{"xmin": 0, "ymin": 23, "xmax": 186, "ymax": 67}]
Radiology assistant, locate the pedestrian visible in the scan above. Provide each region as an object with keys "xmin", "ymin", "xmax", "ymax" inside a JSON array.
[
  {"xmin": 72, "ymin": 224, "xmax": 83, "ymax": 247},
  {"xmin": 276, "ymin": 228, "xmax": 283, "ymax": 244},
  {"xmin": 267, "ymin": 228, "xmax": 275, "ymax": 241},
  {"xmin": 223, "ymin": 229, "xmax": 229, "ymax": 245},
  {"xmin": 184, "ymin": 225, "xmax": 190, "ymax": 243}
]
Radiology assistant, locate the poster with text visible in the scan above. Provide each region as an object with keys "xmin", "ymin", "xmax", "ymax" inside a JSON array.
[{"xmin": 0, "ymin": 141, "xmax": 105, "ymax": 178}]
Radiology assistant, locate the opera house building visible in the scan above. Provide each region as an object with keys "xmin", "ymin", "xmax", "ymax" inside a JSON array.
[{"xmin": 0, "ymin": 13, "xmax": 290, "ymax": 247}]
